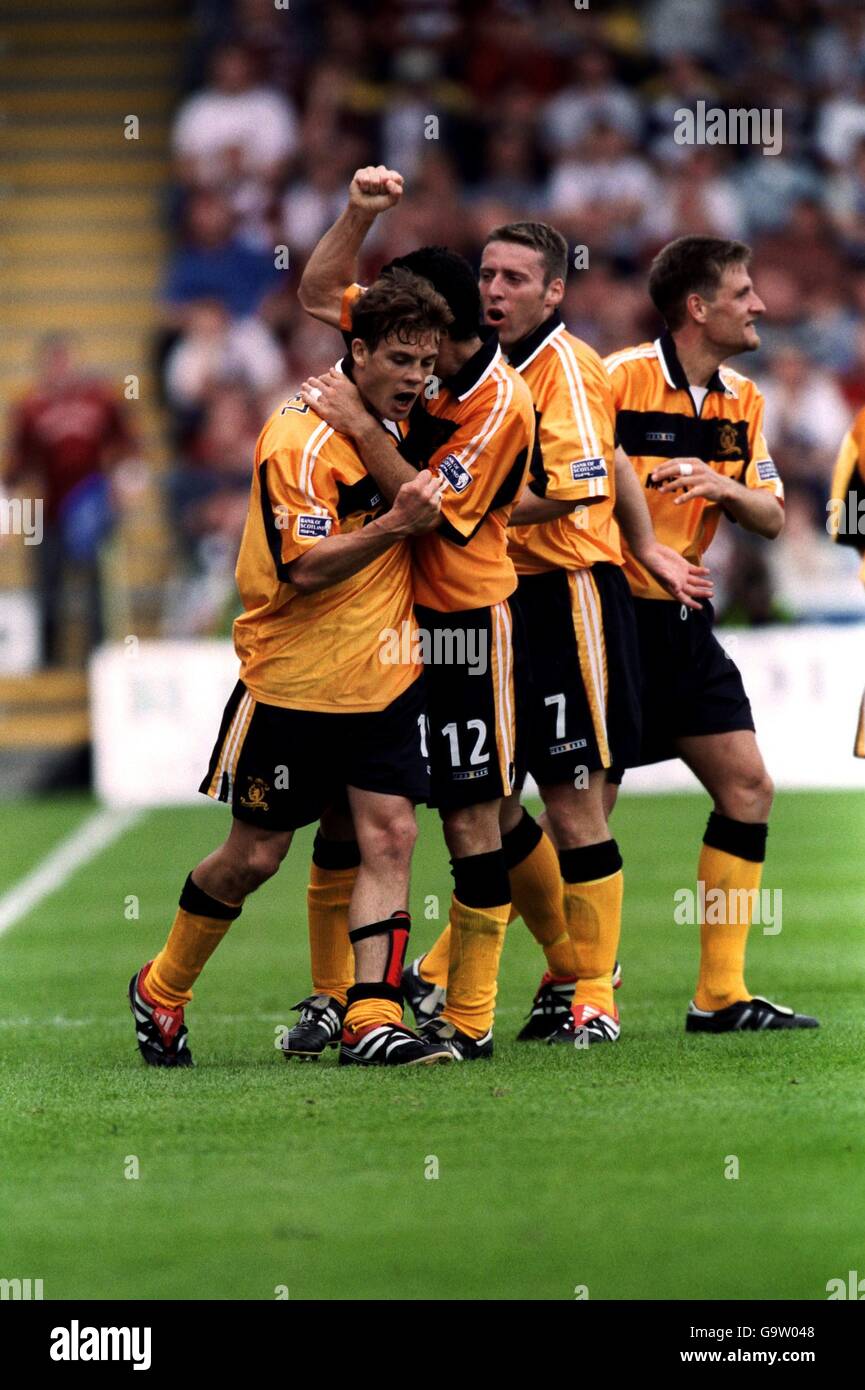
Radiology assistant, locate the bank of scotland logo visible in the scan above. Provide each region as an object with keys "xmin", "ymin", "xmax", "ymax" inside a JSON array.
[{"xmin": 438, "ymin": 454, "xmax": 472, "ymax": 492}]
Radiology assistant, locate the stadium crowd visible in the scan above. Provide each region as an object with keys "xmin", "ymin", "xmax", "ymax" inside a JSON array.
[{"xmin": 10, "ymin": 0, "xmax": 865, "ymax": 660}]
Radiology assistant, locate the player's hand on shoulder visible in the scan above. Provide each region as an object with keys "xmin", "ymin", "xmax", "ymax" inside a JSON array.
[
  {"xmin": 348, "ymin": 165, "xmax": 404, "ymax": 214},
  {"xmin": 389, "ymin": 468, "xmax": 446, "ymax": 537},
  {"xmin": 300, "ymin": 370, "xmax": 369, "ymax": 436},
  {"xmin": 640, "ymin": 541, "xmax": 713, "ymax": 611},
  {"xmin": 651, "ymin": 458, "xmax": 731, "ymax": 504}
]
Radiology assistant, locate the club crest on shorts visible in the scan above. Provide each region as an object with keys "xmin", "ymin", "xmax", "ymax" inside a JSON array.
[
  {"xmin": 240, "ymin": 776, "xmax": 270, "ymax": 810},
  {"xmin": 438, "ymin": 454, "xmax": 472, "ymax": 492}
]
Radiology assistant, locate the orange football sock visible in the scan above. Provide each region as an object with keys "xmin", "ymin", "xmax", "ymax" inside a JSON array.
[
  {"xmin": 504, "ymin": 811, "xmax": 577, "ymax": 979},
  {"xmin": 419, "ymin": 925, "xmax": 451, "ymax": 987},
  {"xmin": 441, "ymin": 895, "xmax": 510, "ymax": 1039},
  {"xmin": 559, "ymin": 841, "xmax": 623, "ymax": 1016},
  {"xmin": 694, "ymin": 814, "xmax": 767, "ymax": 1011},
  {"xmin": 344, "ymin": 995, "xmax": 403, "ymax": 1033},
  {"xmin": 307, "ymin": 834, "xmax": 359, "ymax": 1005},
  {"xmin": 147, "ymin": 873, "xmax": 242, "ymax": 1008}
]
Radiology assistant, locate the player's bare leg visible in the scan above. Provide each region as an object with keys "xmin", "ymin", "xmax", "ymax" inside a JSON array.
[
  {"xmin": 130, "ymin": 820, "xmax": 293, "ymax": 1067},
  {"xmin": 338, "ymin": 786, "xmax": 452, "ymax": 1065},
  {"xmin": 672, "ymin": 729, "xmax": 817, "ymax": 1031}
]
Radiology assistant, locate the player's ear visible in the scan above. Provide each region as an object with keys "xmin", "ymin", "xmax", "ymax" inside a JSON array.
[
  {"xmin": 351, "ymin": 338, "xmax": 368, "ymax": 371},
  {"xmin": 546, "ymin": 277, "xmax": 565, "ymax": 310},
  {"xmin": 686, "ymin": 291, "xmax": 707, "ymax": 325}
]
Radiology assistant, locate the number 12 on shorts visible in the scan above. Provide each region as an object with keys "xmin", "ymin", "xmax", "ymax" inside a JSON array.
[{"xmin": 440, "ymin": 719, "xmax": 490, "ymax": 767}]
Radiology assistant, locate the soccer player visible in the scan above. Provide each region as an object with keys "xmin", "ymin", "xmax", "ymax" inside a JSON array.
[
  {"xmin": 829, "ymin": 406, "xmax": 865, "ymax": 758},
  {"xmin": 296, "ymin": 170, "xmax": 541, "ymax": 1061},
  {"xmin": 129, "ymin": 272, "xmax": 457, "ymax": 1068},
  {"xmin": 603, "ymin": 235, "xmax": 818, "ymax": 1032},
  {"xmin": 406, "ymin": 220, "xmax": 712, "ymax": 1046}
]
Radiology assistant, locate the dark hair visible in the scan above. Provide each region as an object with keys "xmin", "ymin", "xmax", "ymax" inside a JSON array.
[
  {"xmin": 484, "ymin": 221, "xmax": 569, "ymax": 286},
  {"xmin": 648, "ymin": 236, "xmax": 752, "ymax": 330},
  {"xmin": 381, "ymin": 246, "xmax": 481, "ymax": 341},
  {"xmin": 350, "ymin": 267, "xmax": 453, "ymax": 351}
]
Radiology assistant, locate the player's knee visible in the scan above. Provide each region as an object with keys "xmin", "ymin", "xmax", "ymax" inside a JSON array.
[
  {"xmin": 360, "ymin": 810, "xmax": 417, "ymax": 871},
  {"xmin": 719, "ymin": 767, "xmax": 774, "ymax": 821},
  {"xmin": 542, "ymin": 782, "xmax": 607, "ymax": 848},
  {"xmin": 441, "ymin": 803, "xmax": 498, "ymax": 856},
  {"xmin": 239, "ymin": 834, "xmax": 291, "ymax": 890}
]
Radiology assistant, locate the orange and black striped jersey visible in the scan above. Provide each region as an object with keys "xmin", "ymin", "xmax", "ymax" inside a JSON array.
[
  {"xmin": 605, "ymin": 331, "xmax": 784, "ymax": 601},
  {"xmin": 829, "ymin": 406, "xmax": 865, "ymax": 586},
  {"xmin": 340, "ymin": 283, "xmax": 534, "ymax": 612},
  {"xmin": 504, "ymin": 311, "xmax": 623, "ymax": 575},
  {"xmin": 233, "ymin": 388, "xmax": 419, "ymax": 713}
]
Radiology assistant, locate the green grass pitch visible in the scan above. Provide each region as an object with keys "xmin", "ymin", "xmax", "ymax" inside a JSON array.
[{"xmin": 1, "ymin": 789, "xmax": 863, "ymax": 1301}]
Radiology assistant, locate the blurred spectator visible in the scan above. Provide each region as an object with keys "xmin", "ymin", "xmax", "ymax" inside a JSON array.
[
  {"xmin": 816, "ymin": 73, "xmax": 865, "ymax": 168},
  {"xmin": 3, "ymin": 336, "xmax": 136, "ymax": 666},
  {"xmin": 643, "ymin": 52, "xmax": 722, "ymax": 165},
  {"xmin": 164, "ymin": 385, "xmax": 260, "ymax": 636},
  {"xmin": 163, "ymin": 301, "xmax": 287, "ymax": 414},
  {"xmin": 171, "ymin": 41, "xmax": 298, "ymax": 225},
  {"xmin": 541, "ymin": 44, "xmax": 642, "ymax": 154},
  {"xmin": 280, "ymin": 140, "xmax": 368, "ymax": 257},
  {"xmin": 826, "ymin": 135, "xmax": 865, "ymax": 259},
  {"xmin": 643, "ymin": 0, "xmax": 721, "ymax": 61},
  {"xmin": 769, "ymin": 484, "xmax": 863, "ymax": 620},
  {"xmin": 547, "ymin": 122, "xmax": 662, "ymax": 258},
  {"xmin": 759, "ymin": 346, "xmax": 851, "ymax": 515},
  {"xmin": 648, "ymin": 149, "xmax": 745, "ymax": 243},
  {"xmin": 144, "ymin": 0, "xmax": 865, "ymax": 636},
  {"xmin": 161, "ymin": 191, "xmax": 282, "ymax": 329},
  {"xmin": 472, "ymin": 123, "xmax": 546, "ymax": 213}
]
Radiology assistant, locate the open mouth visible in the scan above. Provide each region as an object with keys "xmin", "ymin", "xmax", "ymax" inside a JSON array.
[
  {"xmin": 486, "ymin": 307, "xmax": 505, "ymax": 323},
  {"xmin": 393, "ymin": 390, "xmax": 416, "ymax": 409}
]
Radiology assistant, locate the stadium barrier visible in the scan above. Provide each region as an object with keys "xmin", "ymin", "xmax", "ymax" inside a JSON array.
[{"xmin": 90, "ymin": 624, "xmax": 865, "ymax": 806}]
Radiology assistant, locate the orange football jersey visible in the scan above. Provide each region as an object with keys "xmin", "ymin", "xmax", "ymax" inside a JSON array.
[
  {"xmin": 504, "ymin": 312, "xmax": 623, "ymax": 575},
  {"xmin": 340, "ymin": 283, "xmax": 534, "ymax": 612},
  {"xmin": 605, "ymin": 332, "xmax": 783, "ymax": 601},
  {"xmin": 233, "ymin": 390, "xmax": 419, "ymax": 712}
]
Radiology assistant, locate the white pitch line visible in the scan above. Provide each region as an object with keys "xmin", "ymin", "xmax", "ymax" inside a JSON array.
[{"xmin": 0, "ymin": 807, "xmax": 143, "ymax": 938}]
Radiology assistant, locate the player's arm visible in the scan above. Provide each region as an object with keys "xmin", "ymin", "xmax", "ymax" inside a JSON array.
[
  {"xmin": 614, "ymin": 445, "xmax": 713, "ymax": 608},
  {"xmin": 652, "ymin": 457, "xmax": 784, "ymax": 538},
  {"xmin": 515, "ymin": 356, "xmax": 615, "ymax": 526},
  {"xmin": 287, "ymin": 470, "xmax": 442, "ymax": 593},
  {"xmin": 297, "ymin": 166, "xmax": 404, "ymax": 328},
  {"xmin": 299, "ymin": 370, "xmax": 416, "ymax": 501},
  {"xmin": 508, "ymin": 491, "xmax": 581, "ymax": 524},
  {"xmin": 653, "ymin": 391, "xmax": 784, "ymax": 540}
]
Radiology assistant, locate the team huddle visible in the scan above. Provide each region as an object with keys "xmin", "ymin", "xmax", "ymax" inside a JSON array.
[{"xmin": 129, "ymin": 166, "xmax": 821, "ymax": 1069}]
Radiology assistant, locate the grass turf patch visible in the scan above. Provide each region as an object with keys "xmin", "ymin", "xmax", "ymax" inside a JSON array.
[{"xmin": 1, "ymin": 791, "xmax": 863, "ymax": 1300}]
